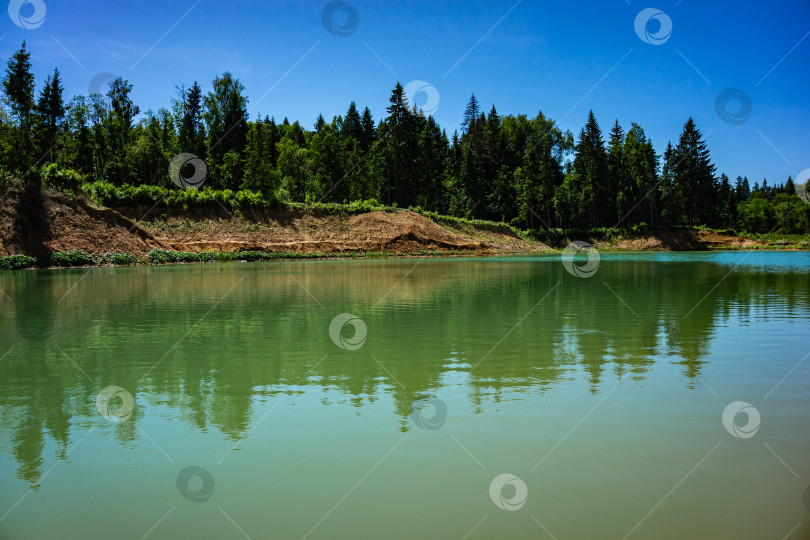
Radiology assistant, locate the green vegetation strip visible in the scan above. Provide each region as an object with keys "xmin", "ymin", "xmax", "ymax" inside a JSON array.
[
  {"xmin": 79, "ymin": 181, "xmax": 523, "ymax": 233},
  {"xmin": 0, "ymin": 249, "xmax": 420, "ymax": 271},
  {"xmin": 81, "ymin": 181, "xmax": 278, "ymax": 210}
]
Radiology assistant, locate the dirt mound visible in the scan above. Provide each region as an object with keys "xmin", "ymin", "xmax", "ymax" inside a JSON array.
[
  {"xmin": 0, "ymin": 188, "xmax": 166, "ymax": 256},
  {"xmin": 163, "ymin": 211, "xmax": 501, "ymax": 253},
  {"xmin": 346, "ymin": 212, "xmax": 485, "ymax": 250}
]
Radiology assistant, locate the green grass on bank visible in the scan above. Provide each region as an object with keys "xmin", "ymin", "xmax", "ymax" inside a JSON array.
[{"xmin": 0, "ymin": 248, "xmax": 482, "ymax": 271}]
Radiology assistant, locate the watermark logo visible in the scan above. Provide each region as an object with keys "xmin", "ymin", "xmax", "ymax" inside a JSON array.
[
  {"xmin": 489, "ymin": 473, "xmax": 528, "ymax": 511},
  {"xmin": 169, "ymin": 153, "xmax": 207, "ymax": 190},
  {"xmin": 714, "ymin": 89, "xmax": 753, "ymax": 125},
  {"xmin": 329, "ymin": 313, "xmax": 367, "ymax": 350},
  {"xmin": 403, "ymin": 80, "xmax": 440, "ymax": 117},
  {"xmin": 561, "ymin": 241, "xmax": 600, "ymax": 278},
  {"xmin": 88, "ymin": 72, "xmax": 118, "ymax": 97},
  {"xmin": 722, "ymin": 401, "xmax": 760, "ymax": 439},
  {"xmin": 96, "ymin": 385, "xmax": 135, "ymax": 423},
  {"xmin": 795, "ymin": 169, "xmax": 810, "ymax": 205},
  {"xmin": 321, "ymin": 0, "xmax": 359, "ymax": 37},
  {"xmin": 410, "ymin": 397, "xmax": 447, "ymax": 430},
  {"xmin": 177, "ymin": 466, "xmax": 215, "ymax": 503},
  {"xmin": 8, "ymin": 0, "xmax": 46, "ymax": 29},
  {"xmin": 634, "ymin": 8, "xmax": 672, "ymax": 45},
  {"xmin": 88, "ymin": 72, "xmax": 118, "ymax": 108}
]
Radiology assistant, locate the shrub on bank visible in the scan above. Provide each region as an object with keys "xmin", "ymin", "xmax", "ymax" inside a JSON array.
[
  {"xmin": 286, "ymin": 198, "xmax": 388, "ymax": 215},
  {"xmin": 97, "ymin": 252, "xmax": 137, "ymax": 266},
  {"xmin": 49, "ymin": 249, "xmax": 96, "ymax": 267},
  {"xmin": 0, "ymin": 254, "xmax": 36, "ymax": 270},
  {"xmin": 80, "ymin": 182, "xmax": 279, "ymax": 211},
  {"xmin": 41, "ymin": 164, "xmax": 86, "ymax": 194}
]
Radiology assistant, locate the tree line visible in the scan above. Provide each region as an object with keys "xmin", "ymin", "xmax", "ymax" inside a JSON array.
[{"xmin": 2, "ymin": 42, "xmax": 807, "ymax": 234}]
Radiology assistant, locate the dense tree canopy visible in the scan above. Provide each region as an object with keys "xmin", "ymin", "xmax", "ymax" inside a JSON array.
[{"xmin": 0, "ymin": 43, "xmax": 807, "ymax": 234}]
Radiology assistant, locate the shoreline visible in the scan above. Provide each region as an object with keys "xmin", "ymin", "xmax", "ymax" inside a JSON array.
[
  {"xmin": 1, "ymin": 188, "xmax": 807, "ymax": 271},
  {"xmin": 1, "ymin": 245, "xmax": 806, "ymax": 272}
]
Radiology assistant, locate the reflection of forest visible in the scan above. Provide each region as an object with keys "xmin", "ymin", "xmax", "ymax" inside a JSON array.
[{"xmin": 0, "ymin": 258, "xmax": 807, "ymax": 486}]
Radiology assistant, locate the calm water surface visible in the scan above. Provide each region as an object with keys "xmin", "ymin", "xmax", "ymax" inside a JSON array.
[{"xmin": 1, "ymin": 252, "xmax": 809, "ymax": 539}]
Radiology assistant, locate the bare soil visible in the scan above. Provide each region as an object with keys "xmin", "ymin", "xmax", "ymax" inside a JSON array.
[
  {"xmin": 0, "ymin": 189, "xmax": 167, "ymax": 256},
  {"xmin": 0, "ymin": 189, "xmax": 541, "ymax": 256},
  {"xmin": 130, "ymin": 206, "xmax": 540, "ymax": 254}
]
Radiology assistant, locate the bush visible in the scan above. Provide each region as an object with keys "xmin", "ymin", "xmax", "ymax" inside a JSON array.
[
  {"xmin": 97, "ymin": 252, "xmax": 136, "ymax": 266},
  {"xmin": 49, "ymin": 249, "xmax": 95, "ymax": 267},
  {"xmin": 286, "ymin": 198, "xmax": 388, "ymax": 215},
  {"xmin": 146, "ymin": 249, "xmax": 178, "ymax": 264},
  {"xmin": 0, "ymin": 254, "xmax": 36, "ymax": 270},
  {"xmin": 41, "ymin": 164, "xmax": 85, "ymax": 194},
  {"xmin": 629, "ymin": 222, "xmax": 648, "ymax": 235}
]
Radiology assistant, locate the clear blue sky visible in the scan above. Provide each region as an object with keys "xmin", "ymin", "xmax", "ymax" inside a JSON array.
[{"xmin": 3, "ymin": 0, "xmax": 809, "ymax": 184}]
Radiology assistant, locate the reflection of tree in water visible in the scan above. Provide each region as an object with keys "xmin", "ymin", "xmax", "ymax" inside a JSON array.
[
  {"xmin": 4, "ymin": 272, "xmax": 67, "ymax": 486},
  {"xmin": 0, "ymin": 260, "xmax": 807, "ymax": 486}
]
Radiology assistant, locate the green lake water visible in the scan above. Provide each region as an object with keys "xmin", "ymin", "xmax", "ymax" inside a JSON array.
[{"xmin": 1, "ymin": 252, "xmax": 809, "ymax": 539}]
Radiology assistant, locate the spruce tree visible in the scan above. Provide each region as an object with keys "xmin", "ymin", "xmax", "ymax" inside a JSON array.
[
  {"xmin": 3, "ymin": 42, "xmax": 35, "ymax": 173},
  {"xmin": 672, "ymin": 118, "xmax": 716, "ymax": 225},
  {"xmin": 243, "ymin": 120, "xmax": 276, "ymax": 194},
  {"xmin": 265, "ymin": 116, "xmax": 279, "ymax": 167},
  {"xmin": 383, "ymin": 83, "xmax": 410, "ymax": 205},
  {"xmin": 572, "ymin": 110, "xmax": 607, "ymax": 227},
  {"xmin": 735, "ymin": 175, "xmax": 750, "ymax": 202},
  {"xmin": 622, "ymin": 123, "xmax": 658, "ymax": 226},
  {"xmin": 177, "ymin": 81, "xmax": 204, "ymax": 157},
  {"xmin": 607, "ymin": 120, "xmax": 625, "ymax": 222},
  {"xmin": 485, "ymin": 105, "xmax": 510, "ymax": 220},
  {"xmin": 718, "ymin": 173, "xmax": 733, "ymax": 228},
  {"xmin": 36, "ymin": 68, "xmax": 65, "ymax": 163},
  {"xmin": 360, "ymin": 107, "xmax": 375, "ymax": 151},
  {"xmin": 461, "ymin": 94, "xmax": 480, "ymax": 135},
  {"xmin": 343, "ymin": 102, "xmax": 363, "ymax": 142},
  {"xmin": 784, "ymin": 176, "xmax": 795, "ymax": 195},
  {"xmin": 661, "ymin": 142, "xmax": 678, "ymax": 224}
]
